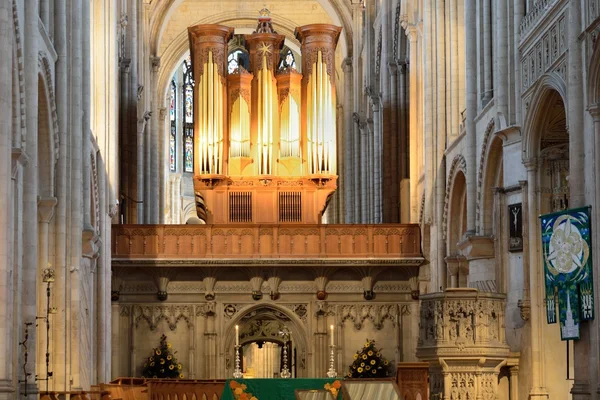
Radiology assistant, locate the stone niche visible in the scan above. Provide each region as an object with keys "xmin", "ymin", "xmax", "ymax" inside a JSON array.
[{"xmin": 417, "ymin": 288, "xmax": 517, "ymax": 400}]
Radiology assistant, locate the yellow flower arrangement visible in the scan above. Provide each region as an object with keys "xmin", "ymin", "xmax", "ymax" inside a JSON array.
[
  {"xmin": 324, "ymin": 380, "xmax": 341, "ymax": 398},
  {"xmin": 347, "ymin": 338, "xmax": 392, "ymax": 378},
  {"xmin": 229, "ymin": 380, "xmax": 257, "ymax": 400}
]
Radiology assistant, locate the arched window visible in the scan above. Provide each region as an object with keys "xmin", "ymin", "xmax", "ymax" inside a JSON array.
[
  {"xmin": 228, "ymin": 49, "xmax": 250, "ymax": 74},
  {"xmin": 183, "ymin": 56, "xmax": 194, "ymax": 173},
  {"xmin": 278, "ymin": 48, "xmax": 296, "ymax": 71},
  {"xmin": 169, "ymin": 79, "xmax": 176, "ymax": 171}
]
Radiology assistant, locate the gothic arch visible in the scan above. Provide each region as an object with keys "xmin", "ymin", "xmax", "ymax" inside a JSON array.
[
  {"xmin": 156, "ymin": 12, "xmax": 304, "ymax": 106},
  {"xmin": 522, "ymin": 72, "xmax": 567, "ymax": 162},
  {"xmin": 479, "ymin": 136, "xmax": 504, "ymax": 236},
  {"xmin": 588, "ymin": 37, "xmax": 600, "ymax": 107},
  {"xmin": 37, "ymin": 53, "xmax": 60, "ymax": 198},
  {"xmin": 221, "ymin": 303, "xmax": 308, "ymax": 377},
  {"xmin": 442, "ymin": 154, "xmax": 467, "ymax": 241},
  {"xmin": 149, "ymin": 0, "xmax": 352, "ymax": 58},
  {"xmin": 475, "ymin": 119, "xmax": 496, "ymax": 234}
]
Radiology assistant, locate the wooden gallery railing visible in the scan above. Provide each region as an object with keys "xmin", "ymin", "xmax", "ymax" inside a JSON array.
[{"xmin": 98, "ymin": 378, "xmax": 226, "ymax": 400}]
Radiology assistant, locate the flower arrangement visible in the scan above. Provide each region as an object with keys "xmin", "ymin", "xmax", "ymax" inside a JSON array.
[
  {"xmin": 141, "ymin": 334, "xmax": 184, "ymax": 379},
  {"xmin": 346, "ymin": 339, "xmax": 392, "ymax": 378},
  {"xmin": 324, "ymin": 380, "xmax": 342, "ymax": 398},
  {"xmin": 229, "ymin": 380, "xmax": 257, "ymax": 400}
]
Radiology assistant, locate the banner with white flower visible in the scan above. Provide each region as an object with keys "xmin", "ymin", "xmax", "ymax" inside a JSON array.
[{"xmin": 540, "ymin": 206, "xmax": 594, "ymax": 340}]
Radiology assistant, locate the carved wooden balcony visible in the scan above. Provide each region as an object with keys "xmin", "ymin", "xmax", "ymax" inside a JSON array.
[{"xmin": 111, "ymin": 224, "xmax": 422, "ymax": 267}]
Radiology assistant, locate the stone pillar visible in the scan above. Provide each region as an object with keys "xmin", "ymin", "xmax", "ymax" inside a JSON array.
[
  {"xmin": 495, "ymin": 0, "xmax": 508, "ymax": 126},
  {"xmin": 398, "ymin": 62, "xmax": 410, "ymax": 223},
  {"xmin": 119, "ymin": 59, "xmax": 131, "ymax": 222},
  {"xmin": 359, "ymin": 118, "xmax": 368, "ymax": 222},
  {"xmin": 149, "ymin": 57, "xmax": 161, "ymax": 224},
  {"xmin": 22, "ymin": 0, "xmax": 40, "ymax": 395},
  {"xmin": 524, "ymin": 159, "xmax": 548, "ymax": 399},
  {"xmin": 567, "ymin": 0, "xmax": 590, "ymax": 396},
  {"xmin": 407, "ymin": 28, "xmax": 419, "ymax": 222},
  {"xmin": 158, "ymin": 107, "xmax": 167, "ymax": 224},
  {"xmin": 204, "ymin": 303, "xmax": 217, "ymax": 379},
  {"xmin": 342, "ymin": 59, "xmax": 354, "ymax": 223},
  {"xmin": 69, "ymin": 0, "xmax": 84, "ymax": 389},
  {"xmin": 372, "ymin": 99, "xmax": 381, "ymax": 223},
  {"xmin": 82, "ymin": 0, "xmax": 92, "ymax": 231},
  {"xmin": 513, "ymin": 0, "xmax": 525, "ymax": 124},
  {"xmin": 482, "ymin": 0, "xmax": 492, "ymax": 103},
  {"xmin": 0, "ymin": 1, "xmax": 14, "ymax": 394},
  {"xmin": 352, "ymin": 113, "xmax": 362, "ymax": 222},
  {"xmin": 510, "ymin": 366, "xmax": 520, "ymax": 400},
  {"xmin": 314, "ymin": 303, "xmax": 328, "ymax": 377},
  {"xmin": 351, "ymin": 2, "xmax": 363, "ymax": 223},
  {"xmin": 464, "ymin": 0, "xmax": 477, "ymax": 234},
  {"xmin": 53, "ymin": 0, "xmax": 69, "ymax": 391},
  {"xmin": 388, "ymin": 62, "xmax": 399, "ymax": 222}
]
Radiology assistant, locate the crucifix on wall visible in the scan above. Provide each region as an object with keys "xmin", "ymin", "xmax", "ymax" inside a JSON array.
[{"xmin": 508, "ymin": 203, "xmax": 523, "ymax": 252}]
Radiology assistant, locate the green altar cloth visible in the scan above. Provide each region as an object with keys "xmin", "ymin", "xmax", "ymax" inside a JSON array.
[{"xmin": 221, "ymin": 378, "xmax": 343, "ymax": 400}]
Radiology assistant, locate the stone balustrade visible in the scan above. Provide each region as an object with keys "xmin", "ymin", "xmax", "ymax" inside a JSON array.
[
  {"xmin": 519, "ymin": 0, "xmax": 560, "ymax": 39},
  {"xmin": 417, "ymin": 288, "xmax": 516, "ymax": 400},
  {"xmin": 111, "ymin": 224, "xmax": 422, "ymax": 263}
]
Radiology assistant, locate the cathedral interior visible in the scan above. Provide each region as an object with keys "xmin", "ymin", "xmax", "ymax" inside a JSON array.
[{"xmin": 3, "ymin": 0, "xmax": 600, "ymax": 399}]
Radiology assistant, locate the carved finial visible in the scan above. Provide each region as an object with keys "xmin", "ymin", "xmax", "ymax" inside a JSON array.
[{"xmin": 259, "ymin": 6, "xmax": 270, "ymax": 17}]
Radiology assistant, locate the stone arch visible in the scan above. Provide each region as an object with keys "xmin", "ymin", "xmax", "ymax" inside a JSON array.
[
  {"xmin": 522, "ymin": 72, "xmax": 567, "ymax": 162},
  {"xmin": 182, "ymin": 201, "xmax": 202, "ymax": 224},
  {"xmin": 12, "ymin": 0, "xmax": 26, "ymax": 149},
  {"xmin": 442, "ymin": 154, "xmax": 467, "ymax": 241},
  {"xmin": 37, "ymin": 72, "xmax": 55, "ymax": 198},
  {"xmin": 587, "ymin": 36, "xmax": 600, "ymax": 107},
  {"xmin": 37, "ymin": 52, "xmax": 60, "ymax": 200},
  {"xmin": 221, "ymin": 303, "xmax": 308, "ymax": 377},
  {"xmin": 475, "ymin": 119, "xmax": 496, "ymax": 234},
  {"xmin": 446, "ymin": 170, "xmax": 467, "ymax": 256},
  {"xmin": 149, "ymin": 0, "xmax": 352, "ymax": 58},
  {"xmin": 479, "ymin": 136, "xmax": 504, "ymax": 236}
]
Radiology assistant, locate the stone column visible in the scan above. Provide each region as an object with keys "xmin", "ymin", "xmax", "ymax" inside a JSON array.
[
  {"xmin": 158, "ymin": 107, "xmax": 167, "ymax": 223},
  {"xmin": 495, "ymin": 0, "xmax": 508, "ymax": 126},
  {"xmin": 119, "ymin": 59, "xmax": 131, "ymax": 222},
  {"xmin": 513, "ymin": 0, "xmax": 525, "ymax": 124},
  {"xmin": 82, "ymin": 0, "xmax": 92, "ymax": 232},
  {"xmin": 386, "ymin": 62, "xmax": 399, "ymax": 223},
  {"xmin": 0, "ymin": 1, "xmax": 14, "ymax": 394},
  {"xmin": 360, "ymin": 118, "xmax": 368, "ymax": 222},
  {"xmin": 204, "ymin": 304, "xmax": 217, "ymax": 379},
  {"xmin": 149, "ymin": 57, "xmax": 161, "ymax": 224},
  {"xmin": 53, "ymin": 0, "xmax": 69, "ymax": 391},
  {"xmin": 372, "ymin": 99, "xmax": 381, "ymax": 223},
  {"xmin": 69, "ymin": 0, "xmax": 84, "ymax": 389},
  {"xmin": 313, "ymin": 304, "xmax": 328, "ymax": 377},
  {"xmin": 482, "ymin": 0, "xmax": 492, "ymax": 103},
  {"xmin": 407, "ymin": 28, "xmax": 419, "ymax": 222},
  {"xmin": 353, "ymin": 113, "xmax": 362, "ymax": 222},
  {"xmin": 567, "ymin": 0, "xmax": 589, "ymax": 396},
  {"xmin": 342, "ymin": 59, "xmax": 354, "ymax": 223},
  {"xmin": 524, "ymin": 159, "xmax": 548, "ymax": 399},
  {"xmin": 464, "ymin": 0, "xmax": 477, "ymax": 234},
  {"xmin": 367, "ymin": 114, "xmax": 374, "ymax": 223},
  {"xmin": 398, "ymin": 62, "xmax": 410, "ymax": 223},
  {"xmin": 22, "ymin": 0, "xmax": 40, "ymax": 395},
  {"xmin": 351, "ymin": 2, "xmax": 363, "ymax": 223},
  {"xmin": 510, "ymin": 366, "xmax": 520, "ymax": 400}
]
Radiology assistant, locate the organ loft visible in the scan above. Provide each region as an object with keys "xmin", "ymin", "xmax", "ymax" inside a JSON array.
[{"xmin": 188, "ymin": 9, "xmax": 341, "ymax": 224}]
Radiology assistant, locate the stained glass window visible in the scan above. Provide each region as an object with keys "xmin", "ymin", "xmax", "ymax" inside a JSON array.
[
  {"xmin": 169, "ymin": 79, "xmax": 176, "ymax": 171},
  {"xmin": 278, "ymin": 48, "xmax": 297, "ymax": 70},
  {"xmin": 183, "ymin": 56, "xmax": 194, "ymax": 172}
]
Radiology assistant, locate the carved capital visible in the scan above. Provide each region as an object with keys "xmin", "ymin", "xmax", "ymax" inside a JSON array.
[
  {"xmin": 38, "ymin": 197, "xmax": 58, "ymax": 223},
  {"xmin": 12, "ymin": 147, "xmax": 29, "ymax": 179},
  {"xmin": 522, "ymin": 157, "xmax": 538, "ymax": 171},
  {"xmin": 150, "ymin": 56, "xmax": 161, "ymax": 73}
]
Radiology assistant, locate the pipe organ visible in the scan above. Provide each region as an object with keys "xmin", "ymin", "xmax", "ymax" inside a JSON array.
[{"xmin": 189, "ymin": 10, "xmax": 341, "ymax": 224}]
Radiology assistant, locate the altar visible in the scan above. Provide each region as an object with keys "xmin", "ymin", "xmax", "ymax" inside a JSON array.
[{"xmin": 221, "ymin": 379, "xmax": 343, "ymax": 400}]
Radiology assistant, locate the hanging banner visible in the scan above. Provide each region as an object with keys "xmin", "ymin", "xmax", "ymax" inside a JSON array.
[{"xmin": 540, "ymin": 206, "xmax": 594, "ymax": 340}]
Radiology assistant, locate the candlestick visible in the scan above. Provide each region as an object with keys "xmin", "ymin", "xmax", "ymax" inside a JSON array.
[
  {"xmin": 330, "ymin": 324, "xmax": 334, "ymax": 346},
  {"xmin": 235, "ymin": 325, "xmax": 239, "ymax": 346},
  {"xmin": 326, "ymin": 344, "xmax": 337, "ymax": 378},
  {"xmin": 233, "ymin": 344, "xmax": 243, "ymax": 378}
]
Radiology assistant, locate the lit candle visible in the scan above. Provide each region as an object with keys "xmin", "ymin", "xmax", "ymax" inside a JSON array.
[
  {"xmin": 330, "ymin": 324, "xmax": 334, "ymax": 346},
  {"xmin": 236, "ymin": 325, "xmax": 239, "ymax": 346}
]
